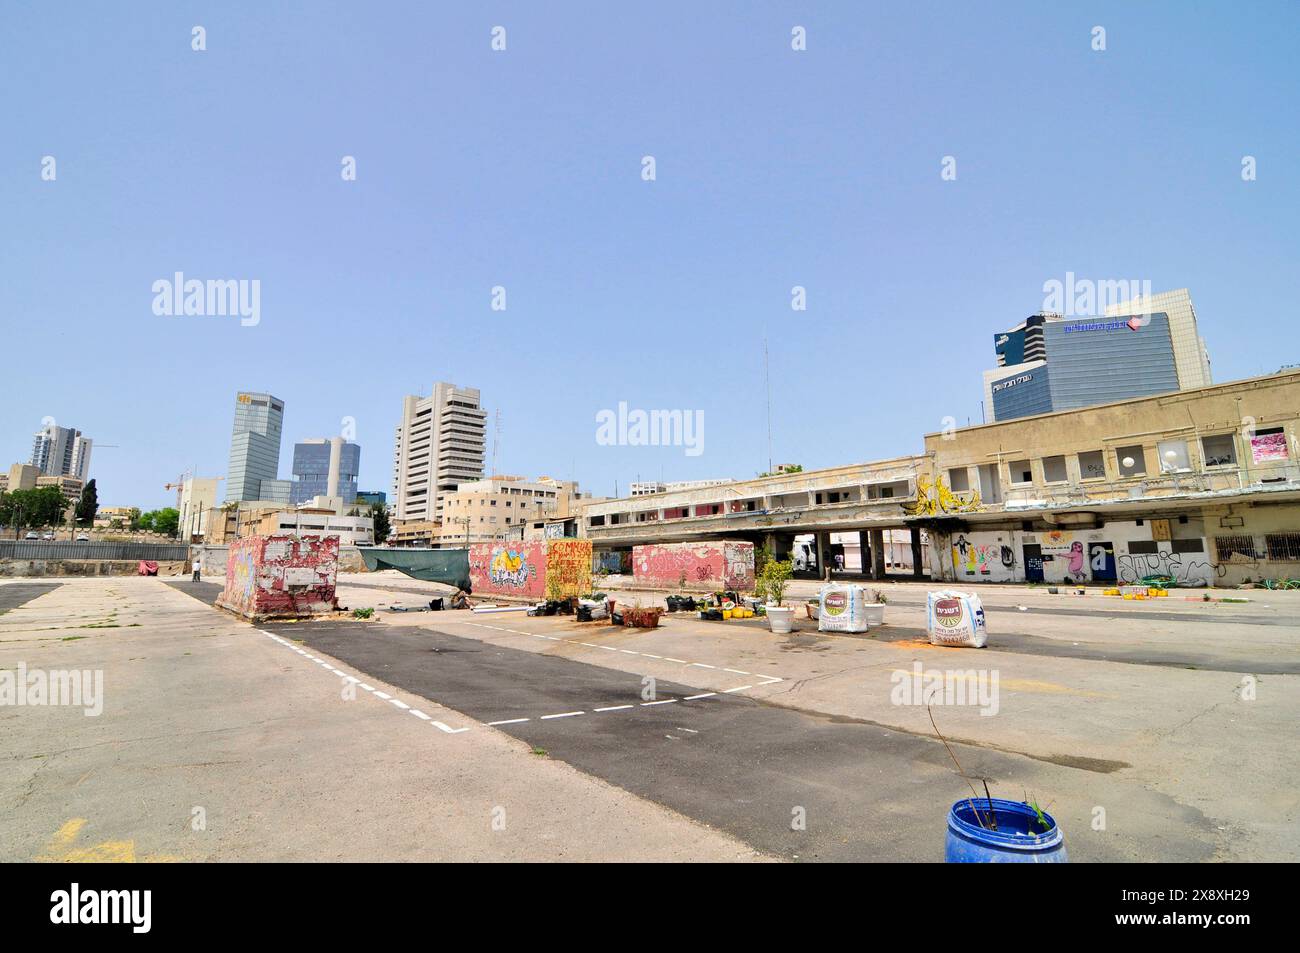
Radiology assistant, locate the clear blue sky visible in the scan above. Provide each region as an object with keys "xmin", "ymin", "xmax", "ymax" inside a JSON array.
[{"xmin": 3, "ymin": 1, "xmax": 1297, "ymax": 510}]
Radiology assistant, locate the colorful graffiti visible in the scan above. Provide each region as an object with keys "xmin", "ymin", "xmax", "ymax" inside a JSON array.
[
  {"xmin": 218, "ymin": 535, "xmax": 339, "ymax": 620},
  {"xmin": 546, "ymin": 539, "xmax": 593, "ymax": 599},
  {"xmin": 470, "ymin": 542, "xmax": 545, "ymax": 598},
  {"xmin": 905, "ymin": 475, "xmax": 981, "ymax": 518},
  {"xmin": 631, "ymin": 541, "xmax": 755, "ymax": 591}
]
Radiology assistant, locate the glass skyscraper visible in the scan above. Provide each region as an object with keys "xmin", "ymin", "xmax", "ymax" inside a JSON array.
[
  {"xmin": 225, "ymin": 392, "xmax": 285, "ymax": 502},
  {"xmin": 290, "ymin": 438, "xmax": 360, "ymax": 505}
]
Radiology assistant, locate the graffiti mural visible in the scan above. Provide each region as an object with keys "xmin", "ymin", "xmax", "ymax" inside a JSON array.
[
  {"xmin": 905, "ymin": 475, "xmax": 981, "ymax": 518},
  {"xmin": 546, "ymin": 539, "xmax": 592, "ymax": 599},
  {"xmin": 951, "ymin": 534, "xmax": 1010, "ymax": 577},
  {"xmin": 631, "ymin": 541, "xmax": 755, "ymax": 591},
  {"xmin": 470, "ymin": 541, "xmax": 546, "ymax": 598}
]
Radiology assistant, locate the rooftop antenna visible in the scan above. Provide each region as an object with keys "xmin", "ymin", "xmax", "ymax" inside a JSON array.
[{"xmin": 764, "ymin": 335, "xmax": 773, "ymax": 474}]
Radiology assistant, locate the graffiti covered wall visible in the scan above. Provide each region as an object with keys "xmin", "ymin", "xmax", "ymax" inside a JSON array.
[
  {"xmin": 933, "ymin": 522, "xmax": 1215, "ymax": 586},
  {"xmin": 217, "ymin": 535, "xmax": 339, "ymax": 620},
  {"xmin": 632, "ymin": 540, "xmax": 755, "ymax": 591},
  {"xmin": 469, "ymin": 541, "xmax": 546, "ymax": 599},
  {"xmin": 546, "ymin": 539, "xmax": 592, "ymax": 599}
]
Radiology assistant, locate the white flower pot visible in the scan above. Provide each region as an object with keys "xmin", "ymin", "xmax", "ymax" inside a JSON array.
[
  {"xmin": 863, "ymin": 603, "xmax": 885, "ymax": 626},
  {"xmin": 766, "ymin": 605, "xmax": 795, "ymax": 634}
]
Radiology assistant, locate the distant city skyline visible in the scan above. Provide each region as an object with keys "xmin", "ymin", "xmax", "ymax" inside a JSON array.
[{"xmin": 4, "ymin": 2, "xmax": 1298, "ymax": 509}]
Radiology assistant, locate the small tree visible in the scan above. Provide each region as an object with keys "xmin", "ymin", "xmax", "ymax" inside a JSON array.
[
  {"xmin": 368, "ymin": 502, "xmax": 391, "ymax": 543},
  {"xmin": 758, "ymin": 557, "xmax": 794, "ymax": 606},
  {"xmin": 75, "ymin": 478, "xmax": 99, "ymax": 525}
]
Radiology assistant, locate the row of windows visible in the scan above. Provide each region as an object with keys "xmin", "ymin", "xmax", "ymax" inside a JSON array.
[{"xmin": 953, "ymin": 428, "xmax": 1287, "ymax": 489}]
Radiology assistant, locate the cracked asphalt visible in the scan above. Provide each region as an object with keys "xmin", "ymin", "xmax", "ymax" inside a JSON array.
[{"xmin": 2, "ymin": 574, "xmax": 1295, "ymax": 861}]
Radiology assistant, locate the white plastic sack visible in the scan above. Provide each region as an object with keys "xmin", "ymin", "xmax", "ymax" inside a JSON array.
[
  {"xmin": 818, "ymin": 584, "xmax": 870, "ymax": 633},
  {"xmin": 926, "ymin": 590, "xmax": 988, "ymax": 648}
]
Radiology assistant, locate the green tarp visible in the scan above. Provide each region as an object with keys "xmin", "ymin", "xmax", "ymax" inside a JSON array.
[{"xmin": 357, "ymin": 548, "xmax": 472, "ymax": 591}]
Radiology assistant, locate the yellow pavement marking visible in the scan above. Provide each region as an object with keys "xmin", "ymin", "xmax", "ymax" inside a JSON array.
[{"xmin": 36, "ymin": 818, "xmax": 183, "ymax": 863}]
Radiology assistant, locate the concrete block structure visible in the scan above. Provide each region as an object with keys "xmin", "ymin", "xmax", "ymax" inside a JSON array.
[
  {"xmin": 632, "ymin": 541, "xmax": 755, "ymax": 591},
  {"xmin": 216, "ymin": 535, "xmax": 339, "ymax": 621},
  {"xmin": 468, "ymin": 539, "xmax": 593, "ymax": 600}
]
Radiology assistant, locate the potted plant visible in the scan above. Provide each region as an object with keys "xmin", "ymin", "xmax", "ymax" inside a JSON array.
[
  {"xmin": 759, "ymin": 558, "xmax": 795, "ymax": 634},
  {"xmin": 863, "ymin": 589, "xmax": 886, "ymax": 626},
  {"xmin": 623, "ymin": 605, "xmax": 663, "ymax": 628},
  {"xmin": 805, "ymin": 598, "xmax": 820, "ymax": 621}
]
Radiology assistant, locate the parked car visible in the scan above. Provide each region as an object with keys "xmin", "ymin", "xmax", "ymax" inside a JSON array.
[
  {"xmin": 24, "ymin": 531, "xmax": 39, "ymax": 540},
  {"xmin": 42, "ymin": 533, "xmax": 55, "ymax": 540},
  {"xmin": 76, "ymin": 533, "xmax": 90, "ymax": 542}
]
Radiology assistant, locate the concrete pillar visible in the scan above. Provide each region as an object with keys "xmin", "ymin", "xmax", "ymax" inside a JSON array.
[
  {"xmin": 870, "ymin": 528, "xmax": 886, "ymax": 579},
  {"xmin": 327, "ymin": 436, "xmax": 344, "ymax": 499},
  {"xmin": 910, "ymin": 526, "xmax": 925, "ymax": 579},
  {"xmin": 817, "ymin": 530, "xmax": 832, "ymax": 580}
]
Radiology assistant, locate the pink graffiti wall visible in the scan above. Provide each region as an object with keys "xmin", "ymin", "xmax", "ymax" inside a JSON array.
[
  {"xmin": 632, "ymin": 541, "xmax": 755, "ymax": 591},
  {"xmin": 219, "ymin": 535, "xmax": 339, "ymax": 620},
  {"xmin": 469, "ymin": 541, "xmax": 547, "ymax": 599}
]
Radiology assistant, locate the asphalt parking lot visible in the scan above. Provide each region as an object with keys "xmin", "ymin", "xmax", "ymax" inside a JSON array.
[{"xmin": 3, "ymin": 576, "xmax": 1296, "ymax": 862}]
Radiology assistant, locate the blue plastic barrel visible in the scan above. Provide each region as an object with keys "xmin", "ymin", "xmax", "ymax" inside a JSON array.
[{"xmin": 945, "ymin": 798, "xmax": 1068, "ymax": 863}]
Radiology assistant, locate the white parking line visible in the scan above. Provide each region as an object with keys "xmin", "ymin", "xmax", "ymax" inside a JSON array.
[{"xmin": 256, "ymin": 630, "xmax": 468, "ymax": 736}]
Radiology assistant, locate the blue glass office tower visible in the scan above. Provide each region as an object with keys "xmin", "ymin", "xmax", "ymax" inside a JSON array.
[{"xmin": 290, "ymin": 438, "xmax": 360, "ymax": 505}]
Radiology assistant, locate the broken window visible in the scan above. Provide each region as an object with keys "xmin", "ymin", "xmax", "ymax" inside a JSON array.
[
  {"xmin": 1009, "ymin": 460, "xmax": 1033, "ymax": 485},
  {"xmin": 1157, "ymin": 439, "xmax": 1191, "ymax": 473},
  {"xmin": 1117, "ymin": 445, "xmax": 1147, "ymax": 477},
  {"xmin": 947, "ymin": 468, "xmax": 970, "ymax": 492},
  {"xmin": 1201, "ymin": 433, "xmax": 1238, "ymax": 468},
  {"xmin": 1077, "ymin": 450, "xmax": 1106, "ymax": 480},
  {"xmin": 1042, "ymin": 455, "xmax": 1067, "ymax": 483}
]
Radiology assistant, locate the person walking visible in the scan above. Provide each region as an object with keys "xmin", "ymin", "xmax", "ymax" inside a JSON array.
[{"xmin": 192, "ymin": 552, "xmax": 202, "ymax": 583}]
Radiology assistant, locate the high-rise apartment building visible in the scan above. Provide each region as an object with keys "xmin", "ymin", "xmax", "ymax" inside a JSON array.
[
  {"xmin": 225, "ymin": 392, "xmax": 287, "ymax": 503},
  {"xmin": 30, "ymin": 423, "xmax": 93, "ymax": 481},
  {"xmin": 290, "ymin": 437, "xmax": 360, "ymax": 505},
  {"xmin": 392, "ymin": 383, "xmax": 486, "ymax": 522}
]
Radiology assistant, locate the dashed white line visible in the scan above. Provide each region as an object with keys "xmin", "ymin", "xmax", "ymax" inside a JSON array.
[
  {"xmin": 257, "ymin": 630, "xmax": 469, "ymax": 736},
  {"xmin": 541, "ymin": 711, "xmax": 585, "ymax": 720},
  {"xmin": 594, "ymin": 704, "xmax": 634, "ymax": 712},
  {"xmin": 640, "ymin": 699, "xmax": 677, "ymax": 707},
  {"xmin": 487, "ymin": 717, "xmax": 531, "ymax": 726}
]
